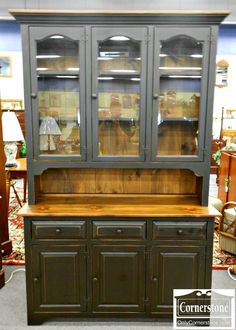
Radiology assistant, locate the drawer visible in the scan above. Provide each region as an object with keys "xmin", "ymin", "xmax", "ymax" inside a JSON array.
[
  {"xmin": 92, "ymin": 221, "xmax": 146, "ymax": 240},
  {"xmin": 153, "ymin": 221, "xmax": 207, "ymax": 240},
  {"xmin": 32, "ymin": 221, "xmax": 86, "ymax": 239}
]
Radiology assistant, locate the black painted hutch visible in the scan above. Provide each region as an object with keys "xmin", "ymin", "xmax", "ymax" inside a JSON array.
[{"xmin": 10, "ymin": 10, "xmax": 227, "ymax": 325}]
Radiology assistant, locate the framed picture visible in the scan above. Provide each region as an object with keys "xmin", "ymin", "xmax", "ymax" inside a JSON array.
[
  {"xmin": 1, "ymin": 99, "xmax": 23, "ymax": 110},
  {"xmin": 0, "ymin": 56, "xmax": 12, "ymax": 77}
]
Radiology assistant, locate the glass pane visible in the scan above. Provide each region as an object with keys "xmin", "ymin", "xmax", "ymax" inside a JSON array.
[
  {"xmin": 97, "ymin": 36, "xmax": 141, "ymax": 156},
  {"xmin": 36, "ymin": 35, "xmax": 81, "ymax": 155},
  {"xmin": 157, "ymin": 35, "xmax": 202, "ymax": 156}
]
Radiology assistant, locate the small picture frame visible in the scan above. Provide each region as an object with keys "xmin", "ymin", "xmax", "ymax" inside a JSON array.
[
  {"xmin": 0, "ymin": 56, "xmax": 12, "ymax": 77},
  {"xmin": 1, "ymin": 99, "xmax": 23, "ymax": 110}
]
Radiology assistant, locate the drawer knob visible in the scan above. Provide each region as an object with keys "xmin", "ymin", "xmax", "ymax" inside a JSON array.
[
  {"xmin": 93, "ymin": 276, "xmax": 98, "ymax": 282},
  {"xmin": 33, "ymin": 277, "xmax": 39, "ymax": 283},
  {"xmin": 31, "ymin": 93, "xmax": 37, "ymax": 99},
  {"xmin": 177, "ymin": 229, "xmax": 183, "ymax": 235},
  {"xmin": 152, "ymin": 276, "xmax": 158, "ymax": 282},
  {"xmin": 116, "ymin": 229, "xmax": 123, "ymax": 234},
  {"xmin": 55, "ymin": 228, "xmax": 61, "ymax": 234}
]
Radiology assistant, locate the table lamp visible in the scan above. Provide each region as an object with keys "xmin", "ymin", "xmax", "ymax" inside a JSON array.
[
  {"xmin": 39, "ymin": 116, "xmax": 61, "ymax": 151},
  {"xmin": 2, "ymin": 111, "xmax": 24, "ymax": 167}
]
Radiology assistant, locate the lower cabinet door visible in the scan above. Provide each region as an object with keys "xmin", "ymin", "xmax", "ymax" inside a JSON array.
[
  {"xmin": 30, "ymin": 245, "xmax": 87, "ymax": 313},
  {"xmin": 150, "ymin": 245, "xmax": 205, "ymax": 314},
  {"xmin": 92, "ymin": 245, "xmax": 146, "ymax": 313}
]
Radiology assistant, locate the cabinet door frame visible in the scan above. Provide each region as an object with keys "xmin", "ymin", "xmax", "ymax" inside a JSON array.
[
  {"xmin": 149, "ymin": 244, "xmax": 205, "ymax": 314},
  {"xmin": 91, "ymin": 26, "xmax": 148, "ymax": 162},
  {"xmin": 29, "ymin": 244, "xmax": 87, "ymax": 313},
  {"xmin": 29, "ymin": 26, "xmax": 87, "ymax": 161},
  {"xmin": 91, "ymin": 244, "xmax": 146, "ymax": 313},
  {"xmin": 151, "ymin": 27, "xmax": 210, "ymax": 162}
]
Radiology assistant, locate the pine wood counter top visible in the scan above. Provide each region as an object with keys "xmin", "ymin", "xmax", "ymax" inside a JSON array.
[{"xmin": 19, "ymin": 195, "xmax": 220, "ymax": 218}]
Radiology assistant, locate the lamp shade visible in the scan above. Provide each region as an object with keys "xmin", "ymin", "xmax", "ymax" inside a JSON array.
[
  {"xmin": 2, "ymin": 111, "xmax": 24, "ymax": 142},
  {"xmin": 39, "ymin": 116, "xmax": 62, "ymax": 135}
]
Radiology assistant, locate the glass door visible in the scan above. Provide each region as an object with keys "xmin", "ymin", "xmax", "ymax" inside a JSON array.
[
  {"xmin": 152, "ymin": 28, "xmax": 210, "ymax": 161},
  {"xmin": 91, "ymin": 27, "xmax": 147, "ymax": 161},
  {"xmin": 30, "ymin": 27, "xmax": 86, "ymax": 160}
]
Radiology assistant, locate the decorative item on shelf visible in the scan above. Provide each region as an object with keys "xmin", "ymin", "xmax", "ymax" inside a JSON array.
[
  {"xmin": 19, "ymin": 140, "xmax": 27, "ymax": 158},
  {"xmin": 39, "ymin": 116, "xmax": 61, "ymax": 151},
  {"xmin": 2, "ymin": 111, "xmax": 24, "ymax": 167}
]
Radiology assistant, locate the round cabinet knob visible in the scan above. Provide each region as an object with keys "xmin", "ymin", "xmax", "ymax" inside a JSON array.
[
  {"xmin": 116, "ymin": 229, "xmax": 123, "ymax": 234},
  {"xmin": 55, "ymin": 228, "xmax": 61, "ymax": 234},
  {"xmin": 33, "ymin": 277, "xmax": 39, "ymax": 283},
  {"xmin": 152, "ymin": 276, "xmax": 158, "ymax": 282},
  {"xmin": 177, "ymin": 229, "xmax": 183, "ymax": 235},
  {"xmin": 153, "ymin": 94, "xmax": 159, "ymax": 99},
  {"xmin": 92, "ymin": 276, "xmax": 98, "ymax": 282},
  {"xmin": 31, "ymin": 93, "xmax": 37, "ymax": 99},
  {"xmin": 92, "ymin": 93, "xmax": 97, "ymax": 99}
]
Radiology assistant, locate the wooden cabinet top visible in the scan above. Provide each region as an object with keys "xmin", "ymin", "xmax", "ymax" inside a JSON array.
[{"xmin": 19, "ymin": 195, "xmax": 220, "ymax": 218}]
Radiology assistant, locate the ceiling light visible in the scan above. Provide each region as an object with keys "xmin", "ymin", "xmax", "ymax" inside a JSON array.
[
  {"xmin": 111, "ymin": 69, "xmax": 136, "ymax": 73},
  {"xmin": 56, "ymin": 75, "xmax": 77, "ymax": 78},
  {"xmin": 36, "ymin": 55, "xmax": 61, "ymax": 59},
  {"xmin": 50, "ymin": 35, "xmax": 64, "ymax": 39},
  {"xmin": 67, "ymin": 67, "xmax": 80, "ymax": 71},
  {"xmin": 98, "ymin": 77, "xmax": 115, "ymax": 80},
  {"xmin": 168, "ymin": 75, "xmax": 202, "ymax": 78},
  {"xmin": 160, "ymin": 67, "xmax": 202, "ymax": 70},
  {"xmin": 109, "ymin": 36, "xmax": 130, "ymax": 41},
  {"xmin": 190, "ymin": 54, "xmax": 203, "ymax": 58},
  {"xmin": 98, "ymin": 57, "xmax": 113, "ymax": 60}
]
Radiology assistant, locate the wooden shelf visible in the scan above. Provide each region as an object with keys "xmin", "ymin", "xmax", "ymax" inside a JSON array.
[{"xmin": 19, "ymin": 195, "xmax": 220, "ymax": 218}]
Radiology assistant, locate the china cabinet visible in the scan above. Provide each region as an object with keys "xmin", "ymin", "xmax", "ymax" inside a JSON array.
[{"xmin": 11, "ymin": 10, "xmax": 227, "ymax": 324}]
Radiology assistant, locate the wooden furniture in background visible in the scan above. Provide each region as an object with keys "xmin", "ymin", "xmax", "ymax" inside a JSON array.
[
  {"xmin": 0, "ymin": 87, "xmax": 6, "ymax": 287},
  {"xmin": 218, "ymin": 201, "xmax": 236, "ymax": 255},
  {"xmin": 5, "ymin": 158, "xmax": 27, "ymax": 208},
  {"xmin": 0, "ymin": 106, "xmax": 12, "ymax": 258},
  {"xmin": 218, "ymin": 150, "xmax": 236, "ymax": 203},
  {"xmin": 210, "ymin": 138, "xmax": 226, "ymax": 175},
  {"xmin": 0, "ymin": 247, "xmax": 4, "ymax": 289}
]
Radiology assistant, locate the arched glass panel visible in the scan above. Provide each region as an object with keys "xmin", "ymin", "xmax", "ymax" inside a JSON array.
[
  {"xmin": 157, "ymin": 35, "xmax": 202, "ymax": 156},
  {"xmin": 97, "ymin": 36, "xmax": 141, "ymax": 156},
  {"xmin": 36, "ymin": 35, "xmax": 81, "ymax": 155}
]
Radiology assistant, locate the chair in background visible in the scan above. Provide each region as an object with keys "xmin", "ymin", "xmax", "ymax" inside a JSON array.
[
  {"xmin": 10, "ymin": 180, "xmax": 22, "ymax": 207},
  {"xmin": 218, "ymin": 202, "xmax": 236, "ymax": 255}
]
